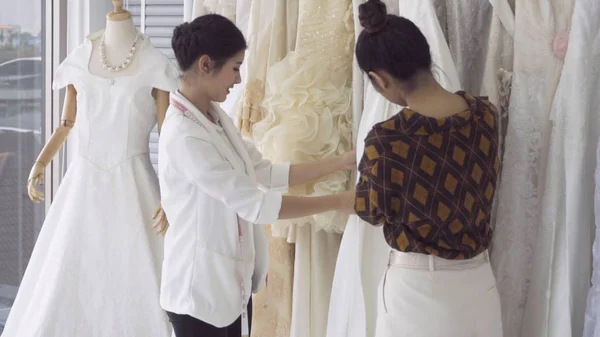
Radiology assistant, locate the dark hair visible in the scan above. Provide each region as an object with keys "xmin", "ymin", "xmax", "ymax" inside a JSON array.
[
  {"xmin": 172, "ymin": 14, "xmax": 247, "ymax": 72},
  {"xmin": 355, "ymin": 0, "xmax": 432, "ymax": 82}
]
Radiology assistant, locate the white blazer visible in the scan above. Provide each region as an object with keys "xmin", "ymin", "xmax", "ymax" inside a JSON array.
[{"xmin": 158, "ymin": 92, "xmax": 290, "ymax": 327}]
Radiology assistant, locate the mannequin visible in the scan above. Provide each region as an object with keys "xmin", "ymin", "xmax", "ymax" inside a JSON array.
[
  {"xmin": 3, "ymin": 1, "xmax": 179, "ymax": 336},
  {"xmin": 27, "ymin": 0, "xmax": 170, "ymax": 201}
]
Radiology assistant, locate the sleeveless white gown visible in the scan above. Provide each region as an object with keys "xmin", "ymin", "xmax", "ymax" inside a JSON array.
[
  {"xmin": 0, "ymin": 32, "xmax": 179, "ymax": 337},
  {"xmin": 326, "ymin": 2, "xmax": 461, "ymax": 336}
]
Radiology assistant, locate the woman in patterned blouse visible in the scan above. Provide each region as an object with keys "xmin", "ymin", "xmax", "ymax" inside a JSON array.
[{"xmin": 353, "ymin": 1, "xmax": 503, "ymax": 336}]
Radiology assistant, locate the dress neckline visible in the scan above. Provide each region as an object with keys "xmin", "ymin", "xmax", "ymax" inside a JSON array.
[{"xmin": 83, "ymin": 29, "xmax": 149, "ymax": 81}]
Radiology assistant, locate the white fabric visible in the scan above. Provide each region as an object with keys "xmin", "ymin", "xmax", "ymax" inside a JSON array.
[
  {"xmin": 191, "ymin": 0, "xmax": 236, "ymax": 22},
  {"xmin": 217, "ymin": 0, "xmax": 253, "ymax": 119},
  {"xmin": 326, "ymin": 2, "xmax": 461, "ymax": 337},
  {"xmin": 586, "ymin": 98, "xmax": 600, "ymax": 337},
  {"xmin": 158, "ymin": 92, "xmax": 290, "ymax": 328},
  {"xmin": 235, "ymin": 0, "xmax": 298, "ymax": 127},
  {"xmin": 445, "ymin": 0, "xmax": 493, "ymax": 95},
  {"xmin": 489, "ymin": 0, "xmax": 575, "ymax": 335},
  {"xmin": 1, "ymin": 33, "xmax": 179, "ymax": 337},
  {"xmin": 375, "ymin": 251, "xmax": 502, "ymax": 337},
  {"xmin": 480, "ymin": 0, "xmax": 514, "ymax": 150},
  {"xmin": 290, "ymin": 227, "xmax": 342, "ymax": 337},
  {"xmin": 524, "ymin": 0, "xmax": 599, "ymax": 335}
]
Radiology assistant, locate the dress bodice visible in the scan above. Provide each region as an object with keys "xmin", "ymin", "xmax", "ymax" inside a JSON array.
[
  {"xmin": 295, "ymin": 0, "xmax": 353, "ymax": 70},
  {"xmin": 53, "ymin": 31, "xmax": 179, "ymax": 170}
]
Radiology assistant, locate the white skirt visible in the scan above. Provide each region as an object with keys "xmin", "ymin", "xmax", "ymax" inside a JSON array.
[{"xmin": 375, "ymin": 250, "xmax": 503, "ymax": 337}]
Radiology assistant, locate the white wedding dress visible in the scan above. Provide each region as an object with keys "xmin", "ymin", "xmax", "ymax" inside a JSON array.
[
  {"xmin": 326, "ymin": 2, "xmax": 461, "ymax": 337},
  {"xmin": 524, "ymin": 0, "xmax": 599, "ymax": 335},
  {"xmin": 1, "ymin": 32, "xmax": 179, "ymax": 337},
  {"xmin": 489, "ymin": 0, "xmax": 575, "ymax": 335}
]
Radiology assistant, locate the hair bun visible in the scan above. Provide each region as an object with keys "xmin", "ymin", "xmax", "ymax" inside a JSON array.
[
  {"xmin": 358, "ymin": 0, "xmax": 388, "ymax": 33},
  {"xmin": 173, "ymin": 22, "xmax": 190, "ymax": 39}
]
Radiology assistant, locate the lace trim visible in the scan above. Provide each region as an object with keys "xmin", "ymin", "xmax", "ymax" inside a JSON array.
[
  {"xmin": 237, "ymin": 79, "xmax": 266, "ymax": 137},
  {"xmin": 343, "ymin": 3, "xmax": 355, "ymax": 56},
  {"xmin": 497, "ymin": 68, "xmax": 513, "ymax": 160}
]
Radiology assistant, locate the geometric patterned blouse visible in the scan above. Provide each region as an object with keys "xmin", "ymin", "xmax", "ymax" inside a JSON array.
[{"xmin": 355, "ymin": 92, "xmax": 501, "ymax": 260}]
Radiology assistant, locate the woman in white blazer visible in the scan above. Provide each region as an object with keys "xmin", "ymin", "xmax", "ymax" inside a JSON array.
[{"xmin": 156, "ymin": 14, "xmax": 356, "ymax": 337}]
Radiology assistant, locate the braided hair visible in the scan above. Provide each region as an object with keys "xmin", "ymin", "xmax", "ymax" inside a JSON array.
[{"xmin": 172, "ymin": 14, "xmax": 247, "ymax": 72}]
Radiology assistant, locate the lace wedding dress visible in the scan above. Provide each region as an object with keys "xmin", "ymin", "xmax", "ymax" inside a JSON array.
[
  {"xmin": 523, "ymin": 0, "xmax": 599, "ymax": 335},
  {"xmin": 1, "ymin": 32, "xmax": 179, "ymax": 337},
  {"xmin": 489, "ymin": 0, "xmax": 575, "ymax": 335},
  {"xmin": 326, "ymin": 2, "xmax": 461, "ymax": 337},
  {"xmin": 445, "ymin": 0, "xmax": 492, "ymax": 95}
]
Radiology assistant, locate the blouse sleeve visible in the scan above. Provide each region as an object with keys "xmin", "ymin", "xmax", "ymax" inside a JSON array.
[
  {"xmin": 355, "ymin": 130, "xmax": 396, "ymax": 226},
  {"xmin": 150, "ymin": 55, "xmax": 180, "ymax": 92}
]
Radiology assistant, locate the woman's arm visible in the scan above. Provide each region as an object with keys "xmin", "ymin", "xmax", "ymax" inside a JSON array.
[
  {"xmin": 288, "ymin": 151, "xmax": 356, "ymax": 187},
  {"xmin": 151, "ymin": 88, "xmax": 171, "ymax": 235},
  {"xmin": 175, "ymin": 136, "xmax": 354, "ymax": 225},
  {"xmin": 153, "ymin": 88, "xmax": 169, "ymax": 134},
  {"xmin": 279, "ymin": 191, "xmax": 355, "ymax": 219}
]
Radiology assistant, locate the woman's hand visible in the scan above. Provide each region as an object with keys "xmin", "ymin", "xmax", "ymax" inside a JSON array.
[
  {"xmin": 338, "ymin": 189, "xmax": 357, "ymax": 215},
  {"xmin": 27, "ymin": 161, "xmax": 45, "ymax": 203},
  {"xmin": 338, "ymin": 150, "xmax": 357, "ymax": 171},
  {"xmin": 152, "ymin": 203, "xmax": 169, "ymax": 236},
  {"xmin": 289, "ymin": 149, "xmax": 357, "ymax": 187}
]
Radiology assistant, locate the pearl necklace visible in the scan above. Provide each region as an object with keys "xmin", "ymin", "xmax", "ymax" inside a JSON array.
[{"xmin": 100, "ymin": 33, "xmax": 140, "ymax": 72}]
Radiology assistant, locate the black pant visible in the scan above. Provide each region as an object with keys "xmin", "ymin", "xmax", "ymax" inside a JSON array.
[{"xmin": 167, "ymin": 298, "xmax": 253, "ymax": 337}]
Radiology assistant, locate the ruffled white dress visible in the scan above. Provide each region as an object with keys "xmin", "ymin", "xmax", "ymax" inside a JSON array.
[
  {"xmin": 326, "ymin": 2, "xmax": 461, "ymax": 337},
  {"xmin": 0, "ymin": 32, "xmax": 179, "ymax": 337}
]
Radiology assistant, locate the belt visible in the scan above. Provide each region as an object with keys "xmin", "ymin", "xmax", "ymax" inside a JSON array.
[{"xmin": 387, "ymin": 249, "xmax": 489, "ymax": 271}]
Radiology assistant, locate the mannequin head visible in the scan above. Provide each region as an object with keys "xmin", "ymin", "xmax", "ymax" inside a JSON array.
[
  {"xmin": 107, "ymin": 0, "xmax": 131, "ymax": 21},
  {"xmin": 172, "ymin": 15, "xmax": 246, "ymax": 103},
  {"xmin": 355, "ymin": 0, "xmax": 434, "ymax": 106}
]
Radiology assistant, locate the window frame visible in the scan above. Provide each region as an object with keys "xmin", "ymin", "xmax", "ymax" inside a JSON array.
[{"xmin": 43, "ymin": 0, "xmax": 67, "ymax": 211}]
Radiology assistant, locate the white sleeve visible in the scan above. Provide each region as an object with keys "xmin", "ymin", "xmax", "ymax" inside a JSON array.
[
  {"xmin": 174, "ymin": 135, "xmax": 283, "ymax": 225},
  {"xmin": 52, "ymin": 44, "xmax": 86, "ymax": 90},
  {"xmin": 150, "ymin": 55, "xmax": 180, "ymax": 93},
  {"xmin": 242, "ymin": 138, "xmax": 290, "ymax": 192}
]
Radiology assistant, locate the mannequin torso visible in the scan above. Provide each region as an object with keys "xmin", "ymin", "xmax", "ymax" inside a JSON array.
[{"xmin": 27, "ymin": 0, "xmax": 172, "ymax": 201}]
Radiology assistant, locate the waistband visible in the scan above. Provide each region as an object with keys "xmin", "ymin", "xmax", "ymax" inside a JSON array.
[{"xmin": 388, "ymin": 250, "xmax": 489, "ymax": 271}]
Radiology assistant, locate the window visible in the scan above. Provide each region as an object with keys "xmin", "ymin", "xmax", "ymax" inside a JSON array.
[
  {"xmin": 0, "ymin": 0, "xmax": 46, "ymax": 333},
  {"xmin": 126, "ymin": 0, "xmax": 183, "ymax": 172}
]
